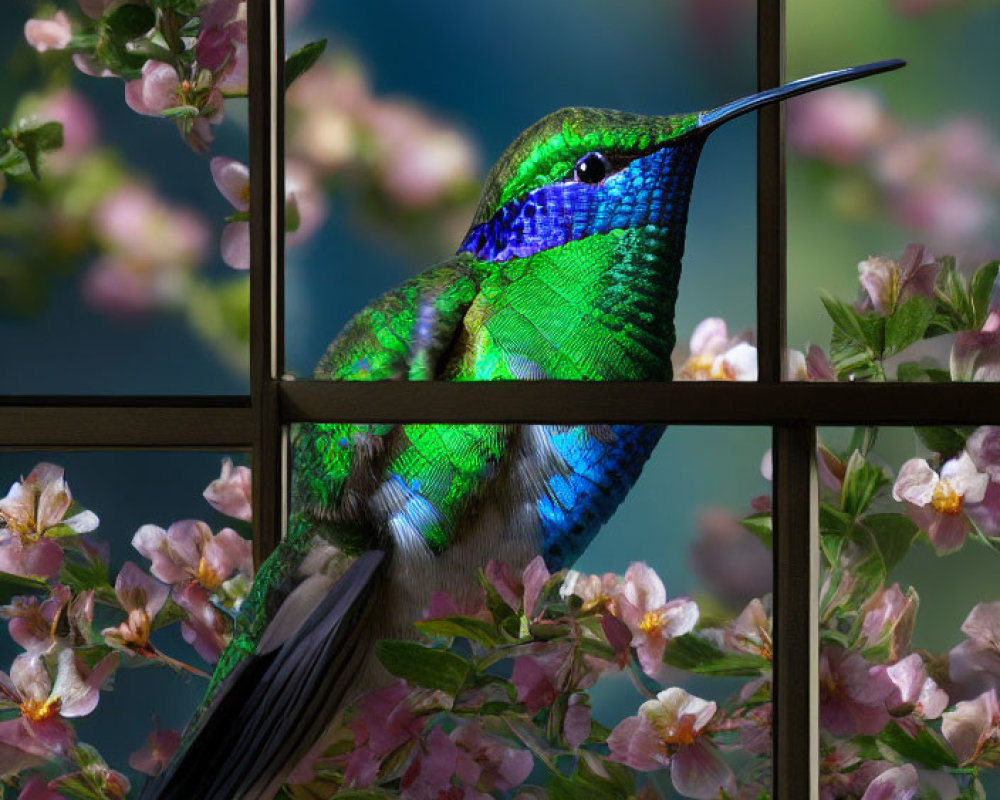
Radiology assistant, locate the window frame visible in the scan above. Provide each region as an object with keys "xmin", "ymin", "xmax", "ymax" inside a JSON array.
[{"xmin": 1, "ymin": 2, "xmax": 997, "ymax": 797}]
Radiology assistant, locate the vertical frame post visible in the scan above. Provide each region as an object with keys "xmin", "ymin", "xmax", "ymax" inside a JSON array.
[
  {"xmin": 248, "ymin": 0, "xmax": 286, "ymax": 566},
  {"xmin": 772, "ymin": 425, "xmax": 819, "ymax": 799}
]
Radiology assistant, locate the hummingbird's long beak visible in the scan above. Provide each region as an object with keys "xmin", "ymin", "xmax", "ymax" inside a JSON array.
[{"xmin": 695, "ymin": 59, "xmax": 905, "ymax": 133}]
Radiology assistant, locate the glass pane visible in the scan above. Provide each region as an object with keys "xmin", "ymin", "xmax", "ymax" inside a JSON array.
[
  {"xmin": 816, "ymin": 425, "xmax": 1000, "ymax": 798},
  {"xmin": 253, "ymin": 423, "xmax": 771, "ymax": 798},
  {"xmin": 0, "ymin": 3, "xmax": 249, "ymax": 394},
  {"xmin": 284, "ymin": 1, "xmax": 759, "ymax": 383},
  {"xmin": 787, "ymin": 2, "xmax": 1000, "ymax": 382},
  {"xmin": 0, "ymin": 451, "xmax": 252, "ymax": 793}
]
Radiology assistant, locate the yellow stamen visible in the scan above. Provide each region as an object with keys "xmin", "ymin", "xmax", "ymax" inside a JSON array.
[
  {"xmin": 20, "ymin": 695, "xmax": 60, "ymax": 722},
  {"xmin": 639, "ymin": 610, "xmax": 666, "ymax": 634},
  {"xmin": 238, "ymin": 183, "xmax": 251, "ymax": 208},
  {"xmin": 931, "ymin": 479, "xmax": 963, "ymax": 515},
  {"xmin": 194, "ymin": 555, "xmax": 221, "ymax": 591}
]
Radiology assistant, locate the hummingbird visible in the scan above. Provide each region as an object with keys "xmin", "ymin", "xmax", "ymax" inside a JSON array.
[{"xmin": 143, "ymin": 59, "xmax": 903, "ymax": 800}]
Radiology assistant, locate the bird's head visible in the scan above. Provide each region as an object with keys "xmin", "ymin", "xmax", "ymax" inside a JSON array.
[{"xmin": 459, "ymin": 60, "xmax": 904, "ymax": 264}]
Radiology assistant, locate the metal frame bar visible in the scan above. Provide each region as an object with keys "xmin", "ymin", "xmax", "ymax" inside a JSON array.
[{"xmin": 1, "ymin": 2, "xmax": 983, "ymax": 798}]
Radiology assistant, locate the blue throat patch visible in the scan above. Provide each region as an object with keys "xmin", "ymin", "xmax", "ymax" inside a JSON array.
[{"xmin": 458, "ymin": 139, "xmax": 705, "ymax": 263}]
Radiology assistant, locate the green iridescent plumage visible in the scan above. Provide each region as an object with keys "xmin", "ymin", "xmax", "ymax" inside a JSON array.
[{"xmin": 144, "ymin": 60, "xmax": 905, "ymax": 800}]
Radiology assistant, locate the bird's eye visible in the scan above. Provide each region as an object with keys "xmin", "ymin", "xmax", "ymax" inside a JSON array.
[{"xmin": 573, "ymin": 152, "xmax": 609, "ymax": 184}]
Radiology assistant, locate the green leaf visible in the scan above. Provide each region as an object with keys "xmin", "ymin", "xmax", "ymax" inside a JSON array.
[
  {"xmin": 661, "ymin": 634, "xmax": 769, "ymax": 676},
  {"xmin": 104, "ymin": 3, "xmax": 156, "ymax": 40},
  {"xmin": 840, "ymin": 450, "xmax": 889, "ymax": 519},
  {"xmin": 32, "ymin": 121, "xmax": 64, "ymax": 152},
  {"xmin": 971, "ymin": 260, "xmax": 999, "ymax": 327},
  {"xmin": 858, "ymin": 513, "xmax": 918, "ymax": 575},
  {"xmin": 896, "ymin": 361, "xmax": 952, "ymax": 382},
  {"xmin": 821, "ymin": 291, "xmax": 884, "ymax": 352},
  {"xmin": 936, "ymin": 257, "xmax": 976, "ymax": 330},
  {"xmin": 160, "ymin": 105, "xmax": 200, "ymax": 120},
  {"xmin": 0, "ymin": 571, "xmax": 49, "ymax": 604},
  {"xmin": 284, "ymin": 39, "xmax": 327, "ymax": 91},
  {"xmin": 885, "ymin": 296, "xmax": 934, "ymax": 354},
  {"xmin": 916, "ymin": 426, "xmax": 969, "ymax": 459},
  {"xmin": 739, "ymin": 511, "xmax": 772, "ymax": 548},
  {"xmin": 819, "ymin": 502, "xmax": 852, "ymax": 537},
  {"xmin": 414, "ymin": 615, "xmax": 501, "ymax": 647},
  {"xmin": 374, "ymin": 640, "xmax": 469, "ymax": 695},
  {"xmin": 877, "ymin": 721, "xmax": 957, "ymax": 769}
]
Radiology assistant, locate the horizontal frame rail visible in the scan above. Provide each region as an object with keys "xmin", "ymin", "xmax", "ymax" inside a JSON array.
[
  {"xmin": 1, "ymin": 380, "xmax": 997, "ymax": 446},
  {"xmin": 278, "ymin": 380, "xmax": 1000, "ymax": 426}
]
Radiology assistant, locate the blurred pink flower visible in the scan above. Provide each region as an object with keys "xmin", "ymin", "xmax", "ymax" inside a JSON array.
[
  {"xmin": 819, "ymin": 646, "xmax": 894, "ymax": 737},
  {"xmin": 284, "ymin": 0, "xmax": 313, "ymax": 26},
  {"xmin": 608, "ymin": 687, "xmax": 735, "ymax": 800},
  {"xmin": 967, "ymin": 426, "xmax": 1000, "ymax": 479},
  {"xmin": 73, "ymin": 54, "xmax": 117, "ymax": 79},
  {"xmin": 369, "ymin": 101, "xmax": 478, "ymax": 208},
  {"xmin": 860, "ymin": 764, "xmax": 920, "ymax": 800},
  {"xmin": 36, "ymin": 90, "xmax": 99, "ymax": 167},
  {"xmin": 173, "ymin": 581, "xmax": 229, "ymax": 663},
  {"xmin": 450, "ymin": 723, "xmax": 533, "ymax": 793},
  {"xmin": 204, "ymin": 458, "xmax": 252, "ymax": 521},
  {"xmin": 77, "ymin": 0, "xmax": 128, "ymax": 19},
  {"xmin": 788, "ymin": 88, "xmax": 890, "ymax": 166},
  {"xmin": 24, "ymin": 12, "xmax": 72, "ymax": 53},
  {"xmin": 892, "ymin": 453, "xmax": 989, "ymax": 553},
  {"xmin": 951, "ymin": 317, "xmax": 1000, "ymax": 383},
  {"xmin": 857, "ymin": 244, "xmax": 939, "ymax": 317},
  {"xmin": 102, "ymin": 562, "xmax": 168, "ymax": 655},
  {"xmin": 616, "ymin": 562, "xmax": 698, "ymax": 678},
  {"xmin": 690, "ymin": 507, "xmax": 772, "ymax": 609},
  {"xmin": 88, "ymin": 184, "xmax": 209, "ymax": 313},
  {"xmin": 892, "ymin": 0, "xmax": 961, "ymax": 14},
  {"xmin": 133, "ymin": 519, "xmax": 251, "ymax": 593},
  {"xmin": 677, "ymin": 317, "xmax": 757, "ymax": 381},
  {"xmin": 285, "ymin": 160, "xmax": 329, "ymax": 247},
  {"xmin": 2, "ymin": 585, "xmax": 71, "ymax": 655},
  {"xmin": 941, "ymin": 688, "xmax": 1000, "ymax": 765},
  {"xmin": 859, "ymin": 583, "xmax": 917, "ymax": 660}
]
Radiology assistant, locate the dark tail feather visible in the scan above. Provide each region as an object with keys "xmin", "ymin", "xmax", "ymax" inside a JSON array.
[{"xmin": 141, "ymin": 550, "xmax": 387, "ymax": 800}]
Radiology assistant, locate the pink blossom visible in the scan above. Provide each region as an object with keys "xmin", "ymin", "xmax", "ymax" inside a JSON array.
[
  {"xmin": 128, "ymin": 727, "xmax": 181, "ymax": 776},
  {"xmin": 77, "ymin": 0, "xmax": 125, "ymax": 19},
  {"xmin": 483, "ymin": 556, "xmax": 550, "ymax": 619},
  {"xmin": 820, "ymin": 744, "xmax": 892, "ymax": 800},
  {"xmin": 18, "ymin": 776, "xmax": 65, "ymax": 800},
  {"xmin": 24, "ymin": 12, "xmax": 72, "ymax": 53},
  {"xmin": 857, "ymin": 244, "xmax": 939, "ymax": 317},
  {"xmin": 125, "ymin": 61, "xmax": 182, "ymax": 117},
  {"xmin": 2, "ymin": 585, "xmax": 72, "ymax": 655},
  {"xmin": 736, "ymin": 703, "xmax": 771, "ymax": 757},
  {"xmin": 197, "ymin": 1, "xmax": 247, "ymax": 95},
  {"xmin": 677, "ymin": 318, "xmax": 757, "ymax": 381},
  {"xmin": 204, "ymin": 458, "xmax": 252, "ymax": 521},
  {"xmin": 941, "ymin": 689, "xmax": 1000, "ymax": 765},
  {"xmin": 806, "ymin": 345, "xmax": 837, "ymax": 381},
  {"xmin": 72, "ymin": 54, "xmax": 117, "ymax": 79},
  {"xmin": 885, "ymin": 653, "xmax": 948, "ymax": 724},
  {"xmin": 0, "ymin": 649, "xmax": 117, "ymax": 750},
  {"xmin": 967, "ymin": 426, "xmax": 1000, "ymax": 479},
  {"xmin": 788, "ymin": 88, "xmax": 890, "ymax": 166},
  {"xmin": 722, "ymin": 598, "xmax": 772, "ymax": 660},
  {"xmin": 133, "ymin": 519, "xmax": 251, "ymax": 593},
  {"xmin": 859, "ymin": 583, "xmax": 917, "ymax": 660},
  {"xmin": 559, "ymin": 569, "xmax": 622, "ymax": 612},
  {"xmin": 511, "ymin": 647, "xmax": 563, "ymax": 714},
  {"xmin": 690, "ymin": 508, "xmax": 772, "ymax": 609},
  {"xmin": 285, "ymin": 159, "xmax": 329, "ymax": 247},
  {"xmin": 949, "ymin": 601, "xmax": 1000, "ymax": 701},
  {"xmin": 399, "ymin": 726, "xmax": 458, "ymax": 800},
  {"xmin": 860, "ymin": 764, "xmax": 920, "ymax": 800},
  {"xmin": 450, "ymin": 723, "xmax": 533, "ymax": 792},
  {"xmin": 893, "ymin": 453, "xmax": 989, "ymax": 553},
  {"xmin": 173, "ymin": 582, "xmax": 229, "ymax": 663},
  {"xmin": 102, "ymin": 562, "xmax": 168, "ymax": 655},
  {"xmin": 562, "ymin": 693, "xmax": 591, "ymax": 750},
  {"xmin": 342, "ymin": 680, "xmax": 425, "ymax": 788},
  {"xmin": 608, "ymin": 687, "xmax": 735, "ymax": 800},
  {"xmin": 819, "ymin": 646, "xmax": 894, "ymax": 737},
  {"xmin": 951, "ymin": 326, "xmax": 1000, "ymax": 383},
  {"xmin": 615, "ymin": 562, "xmax": 698, "ymax": 678},
  {"xmin": 211, "ymin": 157, "xmax": 251, "ymax": 269}
]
